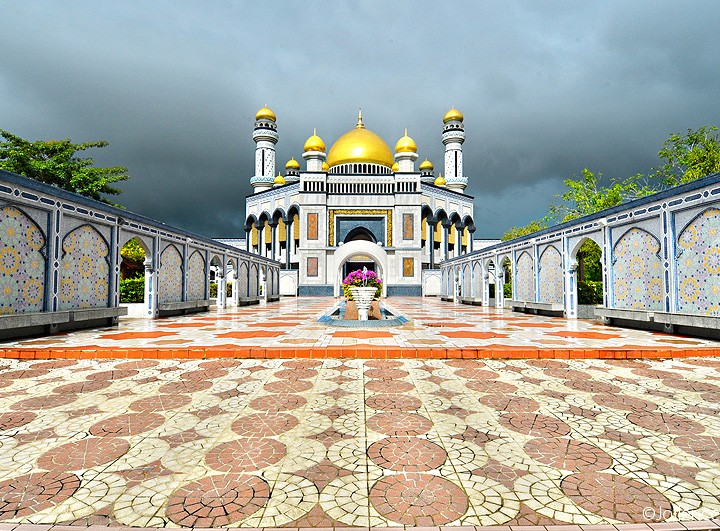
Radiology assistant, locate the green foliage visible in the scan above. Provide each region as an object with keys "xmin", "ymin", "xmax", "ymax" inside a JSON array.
[
  {"xmin": 578, "ymin": 240, "xmax": 602, "ymax": 282},
  {"xmin": 549, "ymin": 168, "xmax": 656, "ymax": 223},
  {"xmin": 503, "ymin": 282, "xmax": 512, "ymax": 299},
  {"xmin": 577, "ymin": 280, "xmax": 603, "ymax": 305},
  {"xmin": 209, "ymin": 282, "xmax": 233, "ymax": 298},
  {"xmin": 501, "ymin": 219, "xmax": 547, "ymax": 241},
  {"xmin": 119, "ymin": 277, "xmax": 144, "ymax": 303},
  {"xmin": 0, "ymin": 129, "xmax": 129, "ymax": 206},
  {"xmin": 120, "ymin": 238, "xmax": 145, "ymax": 262},
  {"xmin": 656, "ymin": 126, "xmax": 720, "ymax": 187}
]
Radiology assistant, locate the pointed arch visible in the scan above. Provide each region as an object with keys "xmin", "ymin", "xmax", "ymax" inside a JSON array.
[
  {"xmin": 612, "ymin": 227, "xmax": 662, "ymax": 310},
  {"xmin": 0, "ymin": 205, "xmax": 47, "ymax": 314},
  {"xmin": 676, "ymin": 207, "xmax": 720, "ymax": 315},
  {"xmin": 159, "ymin": 244, "xmax": 183, "ymax": 304}
]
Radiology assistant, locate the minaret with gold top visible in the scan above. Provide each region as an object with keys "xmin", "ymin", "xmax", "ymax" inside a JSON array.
[
  {"xmin": 250, "ymin": 105, "xmax": 279, "ymax": 193},
  {"xmin": 394, "ymin": 129, "xmax": 418, "ymax": 172},
  {"xmin": 442, "ymin": 107, "xmax": 467, "ymax": 193}
]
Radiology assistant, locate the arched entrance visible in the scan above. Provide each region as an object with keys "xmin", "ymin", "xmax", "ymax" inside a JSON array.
[{"xmin": 333, "ymin": 240, "xmax": 388, "ymax": 297}]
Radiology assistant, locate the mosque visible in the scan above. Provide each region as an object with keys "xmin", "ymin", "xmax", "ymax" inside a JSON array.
[{"xmin": 241, "ymin": 106, "xmax": 478, "ymax": 297}]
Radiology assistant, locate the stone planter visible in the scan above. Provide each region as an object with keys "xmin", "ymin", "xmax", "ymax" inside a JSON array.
[{"xmin": 349, "ymin": 287, "xmax": 377, "ymax": 321}]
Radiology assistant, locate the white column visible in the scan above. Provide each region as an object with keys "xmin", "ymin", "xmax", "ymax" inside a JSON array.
[
  {"xmin": 217, "ymin": 274, "xmax": 227, "ymax": 309},
  {"xmin": 144, "ymin": 258, "xmax": 158, "ymax": 318}
]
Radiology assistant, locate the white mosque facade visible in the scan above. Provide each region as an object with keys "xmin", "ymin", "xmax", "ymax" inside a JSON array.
[{"xmin": 242, "ymin": 106, "xmax": 477, "ymax": 297}]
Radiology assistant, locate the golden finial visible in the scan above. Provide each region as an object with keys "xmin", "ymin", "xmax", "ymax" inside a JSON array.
[
  {"xmin": 404, "ymin": 128, "xmax": 408, "ymax": 136},
  {"xmin": 356, "ymin": 109, "xmax": 365, "ymax": 129}
]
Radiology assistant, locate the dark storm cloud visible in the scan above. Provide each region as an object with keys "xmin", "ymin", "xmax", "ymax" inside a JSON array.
[{"xmin": 1, "ymin": 1, "xmax": 718, "ymax": 237}]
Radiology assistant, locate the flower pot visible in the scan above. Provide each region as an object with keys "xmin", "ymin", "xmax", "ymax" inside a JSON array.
[{"xmin": 349, "ymin": 287, "xmax": 376, "ymax": 321}]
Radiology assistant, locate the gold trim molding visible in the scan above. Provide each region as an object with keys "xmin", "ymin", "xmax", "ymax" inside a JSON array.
[{"xmin": 328, "ymin": 209, "xmax": 392, "ymax": 247}]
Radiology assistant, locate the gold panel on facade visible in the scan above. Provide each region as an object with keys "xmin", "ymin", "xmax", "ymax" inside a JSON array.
[
  {"xmin": 328, "ymin": 209, "xmax": 392, "ymax": 246},
  {"xmin": 421, "ymin": 218, "xmax": 427, "ymax": 241},
  {"xmin": 462, "ymin": 227, "xmax": 468, "ymax": 246},
  {"xmin": 251, "ymin": 226, "xmax": 258, "ymax": 246},
  {"xmin": 403, "ymin": 213, "xmax": 414, "ymax": 240},
  {"xmin": 278, "ymin": 218, "xmax": 286, "ymax": 242},
  {"xmin": 307, "ymin": 213, "xmax": 318, "ymax": 240},
  {"xmin": 403, "ymin": 257, "xmax": 414, "ymax": 277},
  {"xmin": 434, "ymin": 221, "xmax": 442, "ymax": 240},
  {"xmin": 448, "ymin": 227, "xmax": 455, "ymax": 245},
  {"xmin": 293, "ymin": 214, "xmax": 300, "ymax": 240}
]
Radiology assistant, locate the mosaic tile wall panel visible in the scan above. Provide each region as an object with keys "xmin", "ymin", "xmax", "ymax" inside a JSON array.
[
  {"xmin": 677, "ymin": 207, "xmax": 720, "ymax": 315},
  {"xmin": 539, "ymin": 245, "xmax": 563, "ymax": 304},
  {"xmin": 186, "ymin": 251, "xmax": 206, "ymax": 301},
  {"xmin": 237, "ymin": 263, "xmax": 248, "ymax": 298},
  {"xmin": 0, "ymin": 206, "xmax": 46, "ymax": 314},
  {"xmin": 515, "ymin": 251, "xmax": 536, "ymax": 302},
  {"xmin": 403, "ymin": 213, "xmax": 414, "ymax": 240},
  {"xmin": 307, "ymin": 257, "xmax": 318, "ymax": 277},
  {"xmin": 462, "ymin": 263, "xmax": 471, "ymax": 295},
  {"xmin": 612, "ymin": 228, "xmax": 663, "ymax": 310},
  {"xmin": 249, "ymin": 264, "xmax": 258, "ymax": 296},
  {"xmin": 58, "ymin": 225, "xmax": 109, "ymax": 310},
  {"xmin": 159, "ymin": 245, "xmax": 183, "ymax": 304}
]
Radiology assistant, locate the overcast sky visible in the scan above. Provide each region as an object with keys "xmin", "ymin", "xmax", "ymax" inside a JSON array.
[{"xmin": 2, "ymin": 1, "xmax": 718, "ymax": 238}]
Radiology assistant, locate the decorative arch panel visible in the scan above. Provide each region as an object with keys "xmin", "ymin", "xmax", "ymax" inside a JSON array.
[
  {"xmin": 612, "ymin": 228, "xmax": 662, "ymax": 310},
  {"xmin": 58, "ymin": 224, "xmax": 109, "ymax": 310},
  {"xmin": 515, "ymin": 251, "xmax": 535, "ymax": 302},
  {"xmin": 186, "ymin": 250, "xmax": 206, "ymax": 301},
  {"xmin": 676, "ymin": 207, "xmax": 720, "ymax": 315},
  {"xmin": 0, "ymin": 206, "xmax": 46, "ymax": 314},
  {"xmin": 159, "ymin": 244, "xmax": 183, "ymax": 304},
  {"xmin": 539, "ymin": 245, "xmax": 563, "ymax": 304}
]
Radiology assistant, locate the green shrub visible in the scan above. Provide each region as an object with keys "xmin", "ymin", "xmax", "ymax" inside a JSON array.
[
  {"xmin": 209, "ymin": 282, "xmax": 233, "ymax": 298},
  {"xmin": 119, "ymin": 277, "xmax": 144, "ymax": 303},
  {"xmin": 504, "ymin": 282, "xmax": 512, "ymax": 299},
  {"xmin": 577, "ymin": 280, "xmax": 603, "ymax": 305}
]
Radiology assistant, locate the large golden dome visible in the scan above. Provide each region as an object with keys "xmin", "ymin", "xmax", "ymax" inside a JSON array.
[{"xmin": 326, "ymin": 112, "xmax": 395, "ymax": 168}]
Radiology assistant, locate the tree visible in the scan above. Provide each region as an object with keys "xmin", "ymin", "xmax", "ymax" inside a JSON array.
[
  {"xmin": 549, "ymin": 168, "xmax": 656, "ymax": 223},
  {"xmin": 0, "ymin": 129, "xmax": 129, "ymax": 206},
  {"xmin": 501, "ymin": 219, "xmax": 547, "ymax": 241},
  {"xmin": 656, "ymin": 126, "xmax": 720, "ymax": 187}
]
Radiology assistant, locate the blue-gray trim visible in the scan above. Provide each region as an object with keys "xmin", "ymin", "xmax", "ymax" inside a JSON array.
[
  {"xmin": 387, "ymin": 284, "xmax": 423, "ymax": 296},
  {"xmin": 298, "ymin": 285, "xmax": 334, "ymax": 296},
  {"xmin": 0, "ymin": 169, "xmax": 276, "ymax": 265},
  {"xmin": 446, "ymin": 172, "xmax": 720, "ymax": 263}
]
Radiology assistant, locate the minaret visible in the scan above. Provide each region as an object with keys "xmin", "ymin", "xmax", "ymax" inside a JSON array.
[
  {"xmin": 284, "ymin": 158, "xmax": 300, "ymax": 183},
  {"xmin": 419, "ymin": 159, "xmax": 435, "ymax": 183},
  {"xmin": 442, "ymin": 107, "xmax": 467, "ymax": 193},
  {"xmin": 394, "ymin": 129, "xmax": 418, "ymax": 172},
  {"xmin": 302, "ymin": 129, "xmax": 326, "ymax": 171},
  {"xmin": 250, "ymin": 105, "xmax": 278, "ymax": 193}
]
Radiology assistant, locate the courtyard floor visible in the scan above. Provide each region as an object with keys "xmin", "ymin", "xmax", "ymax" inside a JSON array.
[
  {"xmin": 2, "ymin": 297, "xmax": 720, "ymax": 359},
  {"xmin": 0, "ymin": 299, "xmax": 719, "ymax": 529}
]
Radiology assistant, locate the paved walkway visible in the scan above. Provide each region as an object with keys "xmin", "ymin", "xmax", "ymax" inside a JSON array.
[
  {"xmin": 1, "ymin": 355, "xmax": 720, "ymax": 527},
  {"xmin": 2, "ymin": 298, "xmax": 720, "ymax": 359},
  {"xmin": 1, "ymin": 298, "xmax": 720, "ymax": 528}
]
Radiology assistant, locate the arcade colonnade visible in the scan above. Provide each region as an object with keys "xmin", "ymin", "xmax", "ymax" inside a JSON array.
[
  {"xmin": 244, "ymin": 202, "xmax": 476, "ymax": 272},
  {"xmin": 441, "ymin": 173, "xmax": 720, "ymax": 333},
  {"xmin": 0, "ymin": 170, "xmax": 280, "ymax": 338}
]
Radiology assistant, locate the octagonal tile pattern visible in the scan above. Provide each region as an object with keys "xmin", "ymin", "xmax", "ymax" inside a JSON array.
[{"xmin": 0, "ymin": 356, "xmax": 718, "ymax": 527}]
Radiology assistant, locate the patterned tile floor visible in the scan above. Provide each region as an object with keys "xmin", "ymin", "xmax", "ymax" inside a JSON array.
[
  {"xmin": 1, "ymin": 298, "xmax": 720, "ymax": 528},
  {"xmin": 2, "ymin": 297, "xmax": 720, "ymax": 358},
  {"xmin": 1, "ymin": 356, "xmax": 720, "ymax": 527}
]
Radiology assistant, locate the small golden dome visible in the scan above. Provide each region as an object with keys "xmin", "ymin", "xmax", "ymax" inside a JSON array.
[
  {"xmin": 273, "ymin": 173, "xmax": 285, "ymax": 185},
  {"xmin": 304, "ymin": 128, "xmax": 326, "ymax": 153},
  {"xmin": 395, "ymin": 129, "xmax": 417, "ymax": 153},
  {"xmin": 255, "ymin": 105, "xmax": 276, "ymax": 122},
  {"xmin": 434, "ymin": 173, "xmax": 446, "ymax": 186},
  {"xmin": 285, "ymin": 157, "xmax": 300, "ymax": 170},
  {"xmin": 391, "ymin": 162, "xmax": 399, "ymax": 172},
  {"xmin": 443, "ymin": 107, "xmax": 464, "ymax": 123},
  {"xmin": 419, "ymin": 159, "xmax": 434, "ymax": 171},
  {"xmin": 322, "ymin": 161, "xmax": 329, "ymax": 171},
  {"xmin": 326, "ymin": 111, "xmax": 394, "ymax": 168}
]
